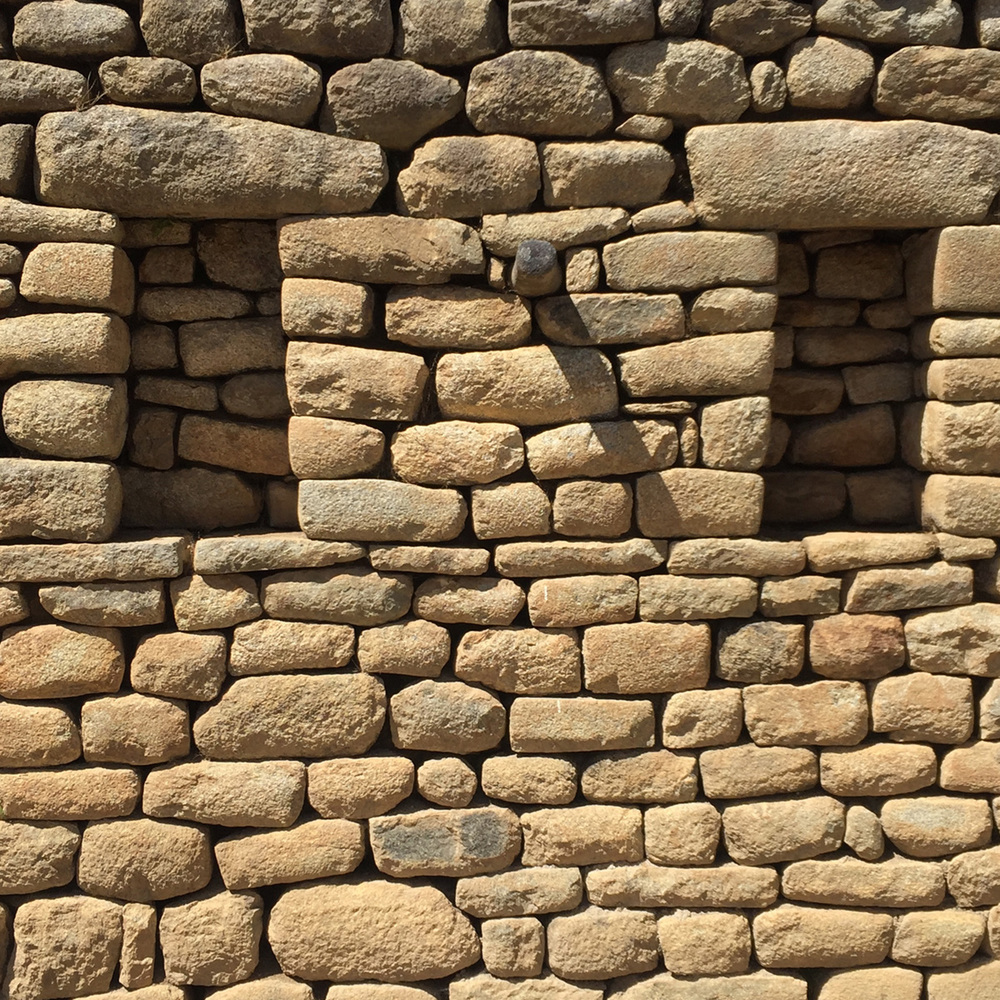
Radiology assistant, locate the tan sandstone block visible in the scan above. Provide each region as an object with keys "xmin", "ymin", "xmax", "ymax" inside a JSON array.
[
  {"xmin": 358, "ymin": 620, "xmax": 450, "ymax": 677},
  {"xmin": 583, "ymin": 622, "xmax": 710, "ymax": 694},
  {"xmin": 391, "ymin": 679, "xmax": 506, "ymax": 753},
  {"xmin": 170, "ymin": 573, "xmax": 261, "ymax": 631},
  {"xmin": 636, "ymin": 468, "xmax": 763, "ymax": 537},
  {"xmin": 552, "ymin": 480, "xmax": 633, "ymax": 537},
  {"xmin": 639, "ymin": 575, "xmax": 758, "ymax": 621},
  {"xmin": 120, "ymin": 903, "xmax": 156, "ymax": 990},
  {"xmin": 496, "ymin": 538, "xmax": 666, "ymax": 576},
  {"xmin": 645, "ymin": 802, "xmax": 721, "ymax": 866},
  {"xmin": 0, "ymin": 765, "xmax": 138, "ymax": 820},
  {"xmin": 528, "ymin": 575, "xmax": 636, "ymax": 628},
  {"xmin": 722, "ymin": 795, "xmax": 845, "ymax": 866},
  {"xmin": 0, "ymin": 702, "xmax": 80, "ymax": 767},
  {"xmin": 261, "ymin": 566, "xmax": 413, "ymax": 625},
  {"xmin": 820, "ymin": 744, "xmax": 937, "ymax": 796},
  {"xmin": 215, "ymin": 819, "xmax": 364, "ymax": 889},
  {"xmin": 526, "ymin": 419, "xmax": 677, "ymax": 479},
  {"xmin": 77, "ymin": 817, "xmax": 211, "ymax": 901},
  {"xmin": 521, "ymin": 805, "xmax": 643, "ymax": 866},
  {"xmin": 818, "ymin": 968, "xmax": 922, "ymax": 1000},
  {"xmin": 905, "ymin": 603, "xmax": 1000, "ymax": 676},
  {"xmin": 581, "ymin": 750, "xmax": 698, "ymax": 804},
  {"xmin": 131, "ymin": 631, "xmax": 227, "ymax": 701},
  {"xmin": 281, "ymin": 277, "xmax": 373, "ymax": 339},
  {"xmin": 160, "ymin": 890, "xmax": 262, "ymax": 987},
  {"xmin": 456, "ymin": 867, "xmax": 583, "ymax": 919},
  {"xmin": 743, "ymin": 681, "xmax": 868, "ymax": 746},
  {"xmin": 230, "ymin": 620, "xmax": 354, "ymax": 675},
  {"xmin": 194, "ymin": 674, "xmax": 385, "ymax": 760},
  {"xmin": 82, "ymin": 692, "xmax": 188, "ymax": 765},
  {"xmin": 753, "ymin": 905, "xmax": 893, "ymax": 968},
  {"xmin": 940, "ymin": 741, "xmax": 1000, "ymax": 791},
  {"xmin": 415, "ymin": 577, "xmax": 526, "ymax": 626},
  {"xmin": 809, "ymin": 613, "xmax": 905, "ymax": 679},
  {"xmin": 871, "ymin": 673, "xmax": 973, "ymax": 743},
  {"xmin": 0, "ymin": 820, "xmax": 79, "ymax": 894},
  {"xmin": 288, "ymin": 417, "xmax": 384, "ymax": 479},
  {"xmin": 481, "ymin": 917, "xmax": 544, "ymax": 978},
  {"xmin": 417, "ymin": 757, "xmax": 477, "ymax": 807},
  {"xmin": 948, "ymin": 846, "xmax": 1000, "ymax": 906},
  {"xmin": 893, "ymin": 910, "xmax": 986, "ymax": 966},
  {"xmin": 20, "ymin": 241, "xmax": 134, "ymax": 313},
  {"xmin": 548, "ymin": 908, "xmax": 658, "ymax": 980},
  {"xmin": 662, "ymin": 688, "xmax": 744, "ymax": 748},
  {"xmin": 392, "ymin": 421, "xmax": 524, "ymax": 486},
  {"xmin": 881, "ymin": 796, "xmax": 993, "ymax": 857},
  {"xmin": 481, "ymin": 756, "xmax": 578, "ymax": 805},
  {"xmin": 668, "ymin": 539, "xmax": 805, "ymax": 577},
  {"xmin": 308, "ymin": 756, "xmax": 414, "ymax": 819},
  {"xmin": 700, "ymin": 745, "xmax": 818, "ymax": 798},
  {"xmin": 781, "ymin": 856, "xmax": 945, "ymax": 907},
  {"xmin": 717, "ymin": 620, "xmax": 804, "ymax": 684},
  {"xmin": 455, "ymin": 627, "xmax": 580, "ymax": 694},
  {"xmin": 38, "ymin": 580, "xmax": 164, "ymax": 628},
  {"xmin": 760, "ymin": 575, "xmax": 841, "ymax": 617},
  {"xmin": 509, "ymin": 697, "xmax": 655, "ymax": 753},
  {"xmin": 658, "ymin": 911, "xmax": 751, "ymax": 976}
]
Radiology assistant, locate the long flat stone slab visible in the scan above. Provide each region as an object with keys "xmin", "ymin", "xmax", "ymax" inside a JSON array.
[
  {"xmin": 35, "ymin": 107, "xmax": 387, "ymax": 218},
  {"xmin": 0, "ymin": 536, "xmax": 191, "ymax": 582}
]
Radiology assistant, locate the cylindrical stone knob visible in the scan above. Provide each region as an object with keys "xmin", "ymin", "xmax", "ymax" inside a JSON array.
[{"xmin": 511, "ymin": 239, "xmax": 562, "ymax": 297}]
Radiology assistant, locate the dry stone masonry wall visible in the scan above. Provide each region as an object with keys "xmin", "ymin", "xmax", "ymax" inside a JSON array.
[{"xmin": 7, "ymin": 1, "xmax": 1000, "ymax": 999}]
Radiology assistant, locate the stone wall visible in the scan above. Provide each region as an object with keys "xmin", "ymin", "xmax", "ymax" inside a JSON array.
[{"xmin": 5, "ymin": 1, "xmax": 1000, "ymax": 999}]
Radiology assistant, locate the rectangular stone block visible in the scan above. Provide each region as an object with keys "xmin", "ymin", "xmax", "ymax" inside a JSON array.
[
  {"xmin": 923, "ymin": 474, "xmax": 1000, "ymax": 536},
  {"xmin": 603, "ymin": 231, "xmax": 778, "ymax": 292},
  {"xmin": 583, "ymin": 622, "xmax": 711, "ymax": 693},
  {"xmin": 521, "ymin": 805, "xmax": 643, "ymax": 866},
  {"xmin": 20, "ymin": 242, "xmax": 134, "ymax": 314},
  {"xmin": 636, "ymin": 469, "xmax": 764, "ymax": 537},
  {"xmin": 0, "ymin": 535, "xmax": 189, "ymax": 583},
  {"xmin": 281, "ymin": 278, "xmax": 373, "ymax": 339},
  {"xmin": 0, "ymin": 313, "xmax": 129, "ymax": 379},
  {"xmin": 495, "ymin": 539, "xmax": 667, "ymax": 577},
  {"xmin": 922, "ymin": 359, "xmax": 1000, "ymax": 401},
  {"xmin": 912, "ymin": 316, "xmax": 1000, "ymax": 358},
  {"xmin": 843, "ymin": 561, "xmax": 973, "ymax": 613},
  {"xmin": 0, "ymin": 195, "xmax": 122, "ymax": 243},
  {"xmin": 587, "ymin": 862, "xmax": 779, "ymax": 909},
  {"xmin": 509, "ymin": 697, "xmax": 655, "ymax": 752},
  {"xmin": 907, "ymin": 226, "xmax": 1000, "ymax": 315},
  {"xmin": 744, "ymin": 682, "xmax": 868, "ymax": 747},
  {"xmin": 640, "ymin": 575, "xmax": 758, "ymax": 620}
]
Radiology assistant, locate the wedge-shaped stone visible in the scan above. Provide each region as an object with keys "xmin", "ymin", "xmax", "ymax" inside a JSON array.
[
  {"xmin": 495, "ymin": 539, "xmax": 667, "ymax": 576},
  {"xmin": 269, "ymin": 881, "xmax": 479, "ymax": 982},
  {"xmin": 0, "ymin": 623, "xmax": 123, "ymax": 699},
  {"xmin": 299, "ymin": 480, "xmax": 467, "ymax": 543},
  {"xmin": 640, "ymin": 575, "xmax": 758, "ymax": 620},
  {"xmin": 370, "ymin": 806, "xmax": 521, "ymax": 877},
  {"xmin": 605, "ymin": 232, "xmax": 777, "ymax": 292},
  {"xmin": 782, "ymin": 857, "xmax": 946, "ymax": 907},
  {"xmin": 753, "ymin": 905, "xmax": 893, "ymax": 968},
  {"xmin": 36, "ymin": 108, "xmax": 386, "ymax": 218},
  {"xmin": 636, "ymin": 469, "xmax": 764, "ymax": 537},
  {"xmin": 386, "ymin": 285, "xmax": 530, "ymax": 349},
  {"xmin": 607, "ymin": 38, "xmax": 750, "ymax": 124},
  {"xmin": 455, "ymin": 627, "xmax": 580, "ymax": 694},
  {"xmin": 587, "ymin": 862, "xmax": 780, "ymax": 909},
  {"xmin": 527, "ymin": 419, "xmax": 677, "ymax": 479},
  {"xmin": 436, "ymin": 345, "xmax": 617, "ymax": 425},
  {"xmin": 722, "ymin": 796, "xmax": 845, "ymax": 865},
  {"xmin": 482, "ymin": 209, "xmax": 630, "ymax": 256},
  {"xmin": 511, "ymin": 697, "xmax": 655, "ymax": 752},
  {"xmin": 687, "ymin": 121, "xmax": 1000, "ymax": 229},
  {"xmin": 905, "ymin": 603, "xmax": 1000, "ymax": 676},
  {"xmin": 583, "ymin": 622, "xmax": 710, "ymax": 693},
  {"xmin": 621, "ymin": 332, "xmax": 774, "ymax": 397},
  {"xmin": 881, "ymin": 796, "xmax": 993, "ymax": 857},
  {"xmin": 261, "ymin": 566, "xmax": 413, "ymax": 625},
  {"xmin": 143, "ymin": 760, "xmax": 305, "ymax": 828},
  {"xmin": 0, "ymin": 820, "xmax": 80, "ymax": 894},
  {"xmin": 700, "ymin": 745, "xmax": 817, "ymax": 798},
  {"xmin": 76, "ymin": 817, "xmax": 211, "ymax": 901},
  {"xmin": 456, "ymin": 867, "xmax": 583, "ymax": 918},
  {"xmin": 743, "ymin": 681, "xmax": 868, "ymax": 747},
  {"xmin": 843, "ymin": 561, "xmax": 972, "ymax": 613},
  {"xmin": 215, "ymin": 819, "xmax": 365, "ymax": 889},
  {"xmin": 193, "ymin": 674, "xmax": 386, "ymax": 760},
  {"xmin": 286, "ymin": 342, "xmax": 428, "ymax": 420},
  {"xmin": 0, "ymin": 314, "xmax": 128, "ymax": 380},
  {"xmin": 278, "ymin": 215, "xmax": 482, "ymax": 284},
  {"xmin": 820, "ymin": 744, "xmax": 937, "ymax": 796},
  {"xmin": 391, "ymin": 679, "xmax": 506, "ymax": 753}
]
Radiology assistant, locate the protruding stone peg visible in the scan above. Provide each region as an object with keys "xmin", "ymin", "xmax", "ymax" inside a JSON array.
[{"xmin": 511, "ymin": 239, "xmax": 562, "ymax": 297}]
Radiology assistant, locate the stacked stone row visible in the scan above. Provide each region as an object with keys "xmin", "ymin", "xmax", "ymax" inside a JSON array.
[{"xmin": 2, "ymin": 526, "xmax": 1000, "ymax": 998}]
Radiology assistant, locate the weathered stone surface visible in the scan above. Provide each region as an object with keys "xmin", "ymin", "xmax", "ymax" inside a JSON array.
[
  {"xmin": 922, "ymin": 474, "xmax": 1000, "ymax": 536},
  {"xmin": 215, "ymin": 819, "xmax": 364, "ymax": 889},
  {"xmin": 640, "ymin": 574, "xmax": 758, "ymax": 621},
  {"xmin": 131, "ymin": 631, "xmax": 226, "ymax": 702},
  {"xmin": 279, "ymin": 215, "xmax": 483, "ymax": 284},
  {"xmin": 467, "ymin": 51, "xmax": 613, "ymax": 137},
  {"xmin": 399, "ymin": 135, "xmax": 539, "ymax": 218},
  {"xmin": 893, "ymin": 910, "xmax": 985, "ymax": 966},
  {"xmin": 716, "ymin": 620, "xmax": 804, "ymax": 684},
  {"xmin": 636, "ymin": 469, "xmax": 764, "ymax": 537},
  {"xmin": 38, "ymin": 581, "xmax": 164, "ymax": 628},
  {"xmin": 0, "ymin": 702, "xmax": 79, "ymax": 768},
  {"xmin": 927, "ymin": 960, "xmax": 1000, "ymax": 1000},
  {"xmin": 201, "ymin": 54, "xmax": 322, "ymax": 127},
  {"xmin": 644, "ymin": 801, "xmax": 720, "ymax": 865},
  {"xmin": 7, "ymin": 897, "xmax": 123, "ymax": 1000},
  {"xmin": 262, "ymin": 566, "xmax": 412, "ymax": 625},
  {"xmin": 722, "ymin": 796, "xmax": 845, "ymax": 865},
  {"xmin": 522, "ymin": 805, "xmax": 642, "ymax": 866},
  {"xmin": 0, "ymin": 197, "xmax": 122, "ymax": 244},
  {"xmin": 396, "ymin": 0, "xmax": 503, "ymax": 65},
  {"xmin": 821, "ymin": 744, "xmax": 937, "ymax": 796},
  {"xmin": 121, "ymin": 468, "xmax": 262, "ymax": 532},
  {"xmin": 193, "ymin": 534, "xmax": 361, "ymax": 576},
  {"xmin": 548, "ymin": 907, "xmax": 658, "ymax": 980},
  {"xmin": 358, "ymin": 620, "xmax": 451, "ymax": 677},
  {"xmin": 282, "ymin": 278, "xmax": 372, "ymax": 341},
  {"xmin": 913, "ymin": 316, "xmax": 1000, "ymax": 358},
  {"xmin": 687, "ymin": 121, "xmax": 1000, "ymax": 229},
  {"xmin": 700, "ymin": 745, "xmax": 817, "ymax": 798},
  {"xmin": 417, "ymin": 757, "xmax": 477, "ymax": 808},
  {"xmin": 706, "ymin": 0, "xmax": 811, "ymax": 54},
  {"xmin": 289, "ymin": 418, "xmax": 384, "ymax": 479},
  {"xmin": 528, "ymin": 576, "xmax": 635, "ymax": 628},
  {"xmin": 169, "ymin": 573, "xmax": 260, "ymax": 632},
  {"xmin": 308, "ymin": 756, "xmax": 415, "ymax": 819},
  {"xmin": 99, "ymin": 56, "xmax": 197, "ymax": 107},
  {"xmin": 581, "ymin": 750, "xmax": 698, "ymax": 804},
  {"xmin": 437, "ymin": 345, "xmax": 617, "ymax": 425},
  {"xmin": 782, "ymin": 856, "xmax": 945, "ymax": 907},
  {"xmin": 508, "ymin": 0, "xmax": 653, "ymax": 45},
  {"xmin": 536, "ymin": 293, "xmax": 684, "ymax": 348},
  {"xmin": 611, "ymin": 971, "xmax": 808, "ymax": 1000},
  {"xmin": 541, "ymin": 140, "xmax": 673, "ymax": 208},
  {"xmin": 82, "ymin": 692, "xmax": 188, "ymax": 765},
  {"xmin": 804, "ymin": 531, "xmax": 935, "ymax": 572},
  {"xmin": 144, "ymin": 760, "xmax": 305, "ymax": 827},
  {"xmin": 300, "ymin": 481, "xmax": 466, "ymax": 544},
  {"xmin": 905, "ymin": 401, "xmax": 1000, "ymax": 474},
  {"xmin": 0, "ymin": 623, "xmax": 123, "ymax": 699},
  {"xmin": 242, "ymin": 0, "xmax": 393, "ymax": 59},
  {"xmin": 457, "ymin": 867, "xmax": 582, "ymax": 918},
  {"xmin": 553, "ymin": 480, "xmax": 633, "ymax": 537},
  {"xmin": 815, "ymin": 0, "xmax": 962, "ymax": 44},
  {"xmin": 786, "ymin": 37, "xmax": 874, "ymax": 110},
  {"xmin": 947, "ymin": 847, "xmax": 1000, "ymax": 906},
  {"xmin": 481, "ymin": 916, "xmax": 544, "ymax": 978},
  {"xmin": 471, "ymin": 483, "xmax": 552, "ymax": 540},
  {"xmin": 583, "ymin": 622, "xmax": 710, "ymax": 693},
  {"xmin": 662, "ymin": 688, "xmax": 744, "ymax": 749},
  {"xmin": 269, "ymin": 881, "xmax": 479, "ymax": 982},
  {"xmin": 160, "ymin": 889, "xmax": 262, "ymax": 987},
  {"xmin": 481, "ymin": 757, "xmax": 578, "ymax": 806},
  {"xmin": 392, "ymin": 422, "xmax": 523, "ymax": 487},
  {"xmin": 140, "ymin": 0, "xmax": 240, "ymax": 64},
  {"xmin": 668, "ymin": 539, "xmax": 805, "ymax": 577},
  {"xmin": 483, "ymin": 210, "xmax": 630, "ymax": 257},
  {"xmin": 455, "ymin": 627, "xmax": 579, "ymax": 693},
  {"xmin": 0, "ymin": 61, "xmax": 87, "ymax": 115},
  {"xmin": 905, "ymin": 603, "xmax": 1000, "ymax": 676},
  {"xmin": 791, "ymin": 404, "xmax": 897, "ymax": 467},
  {"xmin": 21, "ymin": 242, "xmax": 133, "ymax": 314},
  {"xmin": 657, "ymin": 910, "xmax": 752, "ymax": 976},
  {"xmin": 843, "ymin": 561, "xmax": 973, "ymax": 613},
  {"xmin": 587, "ymin": 861, "xmax": 780, "ymax": 909},
  {"xmin": 193, "ymin": 674, "xmax": 382, "ymax": 760},
  {"xmin": 940, "ymin": 741, "xmax": 1000, "ymax": 790},
  {"xmin": 370, "ymin": 806, "xmax": 520, "ymax": 877},
  {"xmin": 607, "ymin": 38, "xmax": 751, "ymax": 124},
  {"xmin": 881, "ymin": 796, "xmax": 993, "ymax": 857},
  {"xmin": 0, "ymin": 820, "xmax": 79, "ymax": 894},
  {"xmin": 120, "ymin": 904, "xmax": 156, "ymax": 990},
  {"xmin": 391, "ymin": 679, "xmax": 506, "ymax": 753},
  {"xmin": 526, "ymin": 420, "xmax": 677, "ymax": 480},
  {"xmin": 871, "ymin": 673, "xmax": 973, "ymax": 743},
  {"xmin": 511, "ymin": 697, "xmax": 655, "ymax": 753},
  {"xmin": 77, "ymin": 817, "xmax": 211, "ymax": 900},
  {"xmin": 753, "ymin": 905, "xmax": 893, "ymax": 967},
  {"xmin": 230, "ymin": 620, "xmax": 353, "ymax": 675},
  {"xmin": 743, "ymin": 681, "xmax": 868, "ymax": 747},
  {"xmin": 38, "ymin": 107, "xmax": 386, "ymax": 219}
]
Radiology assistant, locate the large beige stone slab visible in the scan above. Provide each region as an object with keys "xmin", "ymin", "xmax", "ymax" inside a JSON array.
[
  {"xmin": 0, "ymin": 820, "xmax": 79, "ymax": 894},
  {"xmin": 782, "ymin": 856, "xmax": 945, "ymax": 907},
  {"xmin": 36, "ymin": 107, "xmax": 386, "ymax": 217},
  {"xmin": 0, "ymin": 313, "xmax": 129, "ymax": 378},
  {"xmin": 509, "ymin": 697, "xmax": 654, "ymax": 752},
  {"xmin": 526, "ymin": 419, "xmax": 677, "ymax": 479},
  {"xmin": 636, "ymin": 469, "xmax": 764, "ymax": 537},
  {"xmin": 700, "ymin": 745, "xmax": 817, "ymax": 798},
  {"xmin": 0, "ymin": 702, "xmax": 80, "ymax": 767},
  {"xmin": 391, "ymin": 679, "xmax": 506, "ymax": 753},
  {"xmin": 753, "ymin": 905, "xmax": 893, "ymax": 968},
  {"xmin": 722, "ymin": 796, "xmax": 845, "ymax": 865},
  {"xmin": 269, "ymin": 881, "xmax": 479, "ymax": 982},
  {"xmin": 261, "ymin": 566, "xmax": 412, "ymax": 625},
  {"xmin": 278, "ymin": 215, "xmax": 483, "ymax": 284},
  {"xmin": 391, "ymin": 421, "xmax": 524, "ymax": 486},
  {"xmin": 583, "ymin": 622, "xmax": 710, "ymax": 693},
  {"xmin": 687, "ymin": 120, "xmax": 1000, "ymax": 229},
  {"xmin": 455, "ymin": 626, "xmax": 580, "ymax": 694},
  {"xmin": 495, "ymin": 539, "xmax": 666, "ymax": 576},
  {"xmin": 452, "ymin": 975, "xmax": 600, "ymax": 1000},
  {"xmin": 743, "ymin": 681, "xmax": 868, "ymax": 747},
  {"xmin": 905, "ymin": 603, "xmax": 1000, "ymax": 676}
]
